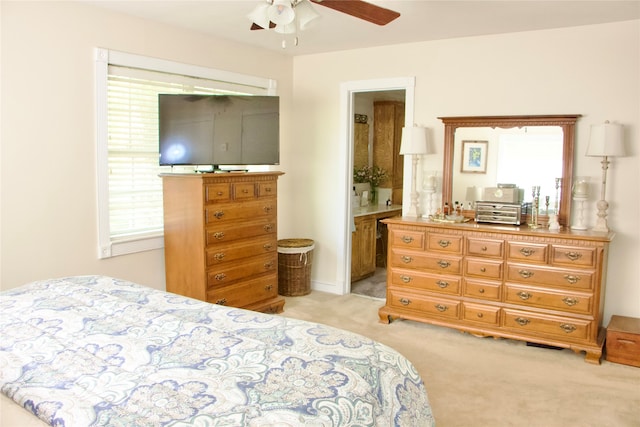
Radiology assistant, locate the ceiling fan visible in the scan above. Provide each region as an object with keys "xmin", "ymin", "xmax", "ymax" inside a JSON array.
[{"xmin": 248, "ymin": 0, "xmax": 401, "ymax": 31}]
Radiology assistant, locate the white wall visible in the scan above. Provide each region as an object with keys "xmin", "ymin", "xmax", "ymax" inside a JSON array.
[
  {"xmin": 291, "ymin": 21, "xmax": 640, "ymax": 322},
  {"xmin": 0, "ymin": 2, "xmax": 293, "ymax": 290}
]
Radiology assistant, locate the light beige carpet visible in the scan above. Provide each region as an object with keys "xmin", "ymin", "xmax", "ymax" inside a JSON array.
[{"xmin": 281, "ymin": 291, "xmax": 640, "ymax": 427}]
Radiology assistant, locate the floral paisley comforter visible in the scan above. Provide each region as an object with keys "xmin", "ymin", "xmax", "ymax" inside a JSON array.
[{"xmin": 0, "ymin": 276, "xmax": 433, "ymax": 426}]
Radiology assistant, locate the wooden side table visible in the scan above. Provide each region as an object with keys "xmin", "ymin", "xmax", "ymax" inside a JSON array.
[{"xmin": 606, "ymin": 315, "xmax": 640, "ymax": 367}]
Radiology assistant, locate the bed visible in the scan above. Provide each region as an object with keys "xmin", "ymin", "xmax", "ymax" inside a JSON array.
[{"xmin": 0, "ymin": 275, "xmax": 434, "ymax": 426}]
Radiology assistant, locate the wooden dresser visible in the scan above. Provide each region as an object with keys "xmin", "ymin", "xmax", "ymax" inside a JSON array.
[
  {"xmin": 161, "ymin": 172, "xmax": 285, "ymax": 314},
  {"xmin": 379, "ymin": 217, "xmax": 614, "ymax": 363}
]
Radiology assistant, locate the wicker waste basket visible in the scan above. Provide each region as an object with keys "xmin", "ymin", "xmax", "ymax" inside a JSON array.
[{"xmin": 277, "ymin": 238, "xmax": 314, "ymax": 296}]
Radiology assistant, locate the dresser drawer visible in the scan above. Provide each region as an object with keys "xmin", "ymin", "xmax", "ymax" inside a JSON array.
[
  {"xmin": 391, "ymin": 249, "xmax": 462, "ymax": 274},
  {"xmin": 388, "ymin": 289, "xmax": 460, "ymax": 319},
  {"xmin": 507, "ymin": 242, "xmax": 548, "ymax": 264},
  {"xmin": 205, "ymin": 183, "xmax": 231, "ymax": 203},
  {"xmin": 504, "ymin": 284, "xmax": 593, "ymax": 315},
  {"xmin": 503, "ymin": 309, "xmax": 592, "ymax": 341},
  {"xmin": 258, "ymin": 181, "xmax": 278, "ymax": 198},
  {"xmin": 207, "ymin": 273, "xmax": 278, "ymax": 307},
  {"xmin": 205, "ymin": 199, "xmax": 276, "ymax": 223},
  {"xmin": 462, "ymin": 302, "xmax": 500, "ymax": 325},
  {"xmin": 390, "ymin": 268, "xmax": 461, "ymax": 295},
  {"xmin": 463, "ymin": 279, "xmax": 502, "ymax": 301},
  {"xmin": 207, "ymin": 253, "xmax": 277, "ymax": 287},
  {"xmin": 427, "ymin": 233, "xmax": 463, "ymax": 254},
  {"xmin": 206, "ymin": 219, "xmax": 276, "ymax": 245},
  {"xmin": 506, "ymin": 264, "xmax": 594, "ymax": 290},
  {"xmin": 551, "ymin": 245, "xmax": 597, "ymax": 268},
  {"xmin": 467, "ymin": 238, "xmax": 504, "ymax": 258},
  {"xmin": 206, "ymin": 236, "xmax": 276, "ymax": 266},
  {"xmin": 465, "ymin": 258, "xmax": 503, "ymax": 280},
  {"xmin": 233, "ymin": 182, "xmax": 257, "ymax": 200},
  {"xmin": 390, "ymin": 229, "xmax": 425, "ymax": 249}
]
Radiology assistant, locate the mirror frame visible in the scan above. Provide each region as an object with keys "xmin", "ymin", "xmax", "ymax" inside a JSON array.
[{"xmin": 438, "ymin": 115, "xmax": 581, "ymax": 227}]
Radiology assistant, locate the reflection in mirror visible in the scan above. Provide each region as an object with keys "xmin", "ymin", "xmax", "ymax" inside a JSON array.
[
  {"xmin": 452, "ymin": 126, "xmax": 564, "ymax": 214},
  {"xmin": 439, "ymin": 115, "xmax": 580, "ymax": 227}
]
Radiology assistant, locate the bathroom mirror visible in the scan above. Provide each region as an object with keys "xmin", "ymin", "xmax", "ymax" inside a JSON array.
[{"xmin": 438, "ymin": 115, "xmax": 580, "ymax": 226}]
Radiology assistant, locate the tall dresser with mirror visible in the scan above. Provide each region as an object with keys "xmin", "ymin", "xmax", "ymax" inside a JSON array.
[{"xmin": 161, "ymin": 172, "xmax": 285, "ymax": 314}]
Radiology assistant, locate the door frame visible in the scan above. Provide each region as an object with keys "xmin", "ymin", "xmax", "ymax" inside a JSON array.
[{"xmin": 338, "ymin": 77, "xmax": 416, "ymax": 295}]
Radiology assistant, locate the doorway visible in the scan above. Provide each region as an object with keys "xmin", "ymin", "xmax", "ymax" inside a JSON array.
[{"xmin": 338, "ymin": 77, "xmax": 416, "ymax": 296}]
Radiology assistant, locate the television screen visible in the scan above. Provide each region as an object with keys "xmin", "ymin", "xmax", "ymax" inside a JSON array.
[{"xmin": 159, "ymin": 94, "xmax": 279, "ymax": 167}]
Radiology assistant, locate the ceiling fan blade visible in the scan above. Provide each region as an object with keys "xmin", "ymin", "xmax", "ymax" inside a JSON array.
[{"xmin": 311, "ymin": 0, "xmax": 400, "ymax": 26}]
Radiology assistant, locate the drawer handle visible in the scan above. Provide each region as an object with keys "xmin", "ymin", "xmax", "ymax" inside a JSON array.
[
  {"xmin": 617, "ymin": 339, "xmax": 637, "ymax": 345},
  {"xmin": 437, "ymin": 260, "xmax": 451, "ymax": 269},
  {"xmin": 242, "ymin": 188, "xmax": 249, "ymax": 193},
  {"xmin": 434, "ymin": 304, "xmax": 448, "ymax": 312},
  {"xmin": 438, "ymin": 240, "xmax": 451, "ymax": 248},
  {"xmin": 562, "ymin": 297, "xmax": 579, "ymax": 306},
  {"xmin": 564, "ymin": 275, "xmax": 580, "ymax": 284},
  {"xmin": 517, "ymin": 291, "xmax": 532, "ymax": 300},
  {"xmin": 436, "ymin": 280, "xmax": 449, "ymax": 289},
  {"xmin": 216, "ymin": 191, "xmax": 223, "ymax": 196},
  {"xmin": 264, "ymin": 206, "xmax": 272, "ymax": 213},
  {"xmin": 214, "ymin": 273, "xmax": 226, "ymax": 281},
  {"xmin": 213, "ymin": 211, "xmax": 225, "ymax": 219},
  {"xmin": 519, "ymin": 248, "xmax": 536, "ymax": 257},
  {"xmin": 560, "ymin": 324, "xmax": 577, "ymax": 334},
  {"xmin": 401, "ymin": 235, "xmax": 414, "ymax": 244},
  {"xmin": 479, "ymin": 288, "xmax": 485, "ymax": 294},
  {"xmin": 400, "ymin": 275, "xmax": 412, "ymax": 283},
  {"xmin": 264, "ymin": 261, "xmax": 275, "ymax": 270},
  {"xmin": 264, "ymin": 187, "xmax": 273, "ymax": 193},
  {"xmin": 213, "ymin": 232, "xmax": 225, "ymax": 240},
  {"xmin": 477, "ymin": 313, "xmax": 484, "ymax": 318},
  {"xmin": 264, "ymin": 224, "xmax": 273, "ymax": 232},
  {"xmin": 480, "ymin": 267, "xmax": 486, "ymax": 272},
  {"xmin": 263, "ymin": 243, "xmax": 273, "ymax": 250},
  {"xmin": 518, "ymin": 270, "xmax": 534, "ymax": 279},
  {"xmin": 215, "ymin": 298, "xmax": 227, "ymax": 305},
  {"xmin": 515, "ymin": 317, "xmax": 530, "ymax": 326},
  {"xmin": 399, "ymin": 298, "xmax": 411, "ymax": 306},
  {"xmin": 401, "ymin": 256, "xmax": 413, "ymax": 264},
  {"xmin": 481, "ymin": 246, "xmax": 488, "ymax": 251},
  {"xmin": 565, "ymin": 251, "xmax": 583, "ymax": 261},
  {"xmin": 265, "ymin": 284, "xmax": 273, "ymax": 291},
  {"xmin": 214, "ymin": 252, "xmax": 225, "ymax": 261}
]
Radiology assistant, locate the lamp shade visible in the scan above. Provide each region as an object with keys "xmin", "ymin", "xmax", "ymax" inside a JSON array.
[
  {"xmin": 268, "ymin": 0, "xmax": 295, "ymax": 25},
  {"xmin": 400, "ymin": 126, "xmax": 430, "ymax": 155},
  {"xmin": 247, "ymin": 2, "xmax": 271, "ymax": 29},
  {"xmin": 586, "ymin": 121, "xmax": 625, "ymax": 157},
  {"xmin": 295, "ymin": 0, "xmax": 320, "ymax": 30}
]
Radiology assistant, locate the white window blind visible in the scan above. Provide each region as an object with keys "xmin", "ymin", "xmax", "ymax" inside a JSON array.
[{"xmin": 95, "ymin": 48, "xmax": 276, "ymax": 258}]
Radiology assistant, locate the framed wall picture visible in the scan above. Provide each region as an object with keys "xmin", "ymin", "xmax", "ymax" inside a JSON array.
[{"xmin": 461, "ymin": 140, "xmax": 488, "ymax": 173}]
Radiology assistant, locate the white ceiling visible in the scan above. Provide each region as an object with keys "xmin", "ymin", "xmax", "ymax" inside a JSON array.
[{"xmin": 86, "ymin": 1, "xmax": 640, "ymax": 56}]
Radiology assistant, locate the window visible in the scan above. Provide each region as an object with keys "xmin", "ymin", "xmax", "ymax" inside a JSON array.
[{"xmin": 95, "ymin": 48, "xmax": 276, "ymax": 258}]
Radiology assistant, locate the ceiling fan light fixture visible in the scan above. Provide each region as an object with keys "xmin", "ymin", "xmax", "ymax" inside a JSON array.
[
  {"xmin": 274, "ymin": 23, "xmax": 297, "ymax": 35},
  {"xmin": 247, "ymin": 2, "xmax": 271, "ymax": 29},
  {"xmin": 295, "ymin": 0, "xmax": 320, "ymax": 30},
  {"xmin": 268, "ymin": 0, "xmax": 295, "ymax": 26}
]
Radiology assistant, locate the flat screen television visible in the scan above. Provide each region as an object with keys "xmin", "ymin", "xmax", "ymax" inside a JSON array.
[{"xmin": 159, "ymin": 94, "xmax": 279, "ymax": 168}]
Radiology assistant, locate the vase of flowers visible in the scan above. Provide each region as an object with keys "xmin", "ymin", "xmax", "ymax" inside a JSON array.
[{"xmin": 354, "ymin": 165, "xmax": 388, "ymax": 204}]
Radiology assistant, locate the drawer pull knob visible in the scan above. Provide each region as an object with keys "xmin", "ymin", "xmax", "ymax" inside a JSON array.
[
  {"xmin": 519, "ymin": 248, "xmax": 536, "ymax": 257},
  {"xmin": 216, "ymin": 191, "xmax": 223, "ymax": 196},
  {"xmin": 438, "ymin": 240, "xmax": 451, "ymax": 248},
  {"xmin": 434, "ymin": 304, "xmax": 448, "ymax": 312},
  {"xmin": 436, "ymin": 280, "xmax": 449, "ymax": 289},
  {"xmin": 213, "ymin": 232, "xmax": 225, "ymax": 240},
  {"xmin": 215, "ymin": 298, "xmax": 227, "ymax": 305},
  {"xmin": 560, "ymin": 324, "xmax": 577, "ymax": 333},
  {"xmin": 213, "ymin": 211, "xmax": 225, "ymax": 219},
  {"xmin": 477, "ymin": 313, "xmax": 484, "ymax": 318},
  {"xmin": 565, "ymin": 251, "xmax": 582, "ymax": 261},
  {"xmin": 214, "ymin": 253, "xmax": 225, "ymax": 261},
  {"xmin": 564, "ymin": 275, "xmax": 580, "ymax": 284},
  {"xmin": 481, "ymin": 246, "xmax": 488, "ymax": 251},
  {"xmin": 265, "ymin": 284, "xmax": 273, "ymax": 291},
  {"xmin": 479, "ymin": 288, "xmax": 485, "ymax": 294},
  {"xmin": 264, "ymin": 206, "xmax": 272, "ymax": 213},
  {"xmin": 518, "ymin": 270, "xmax": 534, "ymax": 279},
  {"xmin": 517, "ymin": 291, "xmax": 532, "ymax": 300},
  {"xmin": 480, "ymin": 267, "xmax": 486, "ymax": 272},
  {"xmin": 401, "ymin": 236, "xmax": 414, "ymax": 244},
  {"xmin": 264, "ymin": 261, "xmax": 274, "ymax": 269},
  {"xmin": 215, "ymin": 273, "xmax": 227, "ymax": 281},
  {"xmin": 264, "ymin": 224, "xmax": 273, "ymax": 232},
  {"xmin": 399, "ymin": 298, "xmax": 411, "ymax": 306},
  {"xmin": 263, "ymin": 243, "xmax": 273, "ymax": 250},
  {"xmin": 401, "ymin": 256, "xmax": 413, "ymax": 264},
  {"xmin": 515, "ymin": 317, "xmax": 530, "ymax": 326},
  {"xmin": 400, "ymin": 275, "xmax": 412, "ymax": 283},
  {"xmin": 562, "ymin": 297, "xmax": 579, "ymax": 306},
  {"xmin": 264, "ymin": 187, "xmax": 272, "ymax": 193},
  {"xmin": 437, "ymin": 260, "xmax": 451, "ymax": 268},
  {"xmin": 242, "ymin": 189, "xmax": 249, "ymax": 193}
]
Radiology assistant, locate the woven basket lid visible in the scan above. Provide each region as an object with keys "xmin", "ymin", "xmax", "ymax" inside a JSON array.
[{"xmin": 278, "ymin": 238, "xmax": 314, "ymax": 248}]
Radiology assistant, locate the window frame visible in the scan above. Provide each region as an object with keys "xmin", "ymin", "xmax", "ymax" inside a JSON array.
[{"xmin": 94, "ymin": 48, "xmax": 277, "ymax": 258}]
